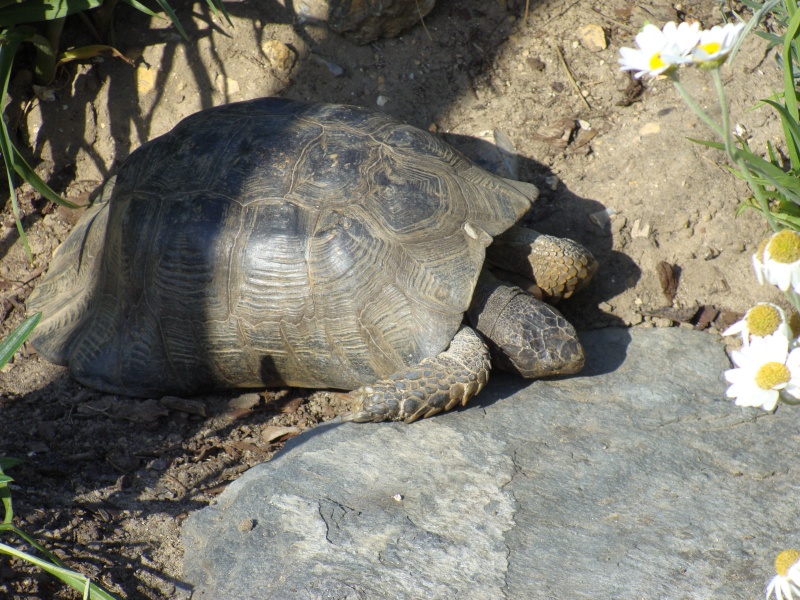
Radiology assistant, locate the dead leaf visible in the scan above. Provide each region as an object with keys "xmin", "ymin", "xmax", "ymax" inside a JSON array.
[
  {"xmin": 272, "ymin": 396, "xmax": 304, "ymax": 414},
  {"xmin": 617, "ymin": 75, "xmax": 644, "ymax": 107},
  {"xmin": 693, "ymin": 305, "xmax": 720, "ymax": 331},
  {"xmin": 657, "ymin": 261, "xmax": 678, "ymax": 303},
  {"xmin": 160, "ymin": 396, "xmax": 207, "ymax": 416},
  {"xmin": 227, "ymin": 407, "xmax": 254, "ymax": 420},
  {"xmin": 261, "ymin": 425, "xmax": 302, "ymax": 443}
]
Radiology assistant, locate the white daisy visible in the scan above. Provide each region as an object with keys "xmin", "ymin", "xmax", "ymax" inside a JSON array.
[
  {"xmin": 691, "ymin": 22, "xmax": 745, "ymax": 66},
  {"xmin": 659, "ymin": 21, "xmax": 702, "ymax": 64},
  {"xmin": 753, "ymin": 237, "xmax": 770, "ymax": 285},
  {"xmin": 767, "ymin": 549, "xmax": 800, "ymax": 600},
  {"xmin": 722, "ymin": 303, "xmax": 794, "ymax": 345},
  {"xmin": 618, "ymin": 24, "xmax": 678, "ymax": 79},
  {"xmin": 724, "ymin": 334, "xmax": 800, "ymax": 410},
  {"xmin": 762, "ymin": 230, "xmax": 800, "ymax": 293}
]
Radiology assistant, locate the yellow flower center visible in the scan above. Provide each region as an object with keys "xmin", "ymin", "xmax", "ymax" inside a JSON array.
[
  {"xmin": 755, "ymin": 362, "xmax": 790, "ymax": 390},
  {"xmin": 745, "ymin": 304, "xmax": 783, "ymax": 337},
  {"xmin": 649, "ymin": 52, "xmax": 665, "ymax": 70},
  {"xmin": 776, "ymin": 549, "xmax": 800, "ymax": 577},
  {"xmin": 698, "ymin": 42, "xmax": 722, "ymax": 55},
  {"xmin": 767, "ymin": 230, "xmax": 800, "ymax": 264}
]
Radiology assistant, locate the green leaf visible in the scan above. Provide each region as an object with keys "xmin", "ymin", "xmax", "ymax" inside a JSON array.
[
  {"xmin": 0, "ymin": 542, "xmax": 119, "ymax": 599},
  {"xmin": 203, "ymin": 0, "xmax": 232, "ymax": 27},
  {"xmin": 120, "ymin": 0, "xmax": 161, "ymax": 19},
  {"xmin": 0, "ymin": 27, "xmax": 79, "ymax": 261},
  {"xmin": 761, "ymin": 98, "xmax": 800, "ymax": 170},
  {"xmin": 0, "ymin": 312, "xmax": 41, "ymax": 368},
  {"xmin": 151, "ymin": 0, "xmax": 189, "ymax": 41},
  {"xmin": 0, "ymin": 457, "xmax": 21, "ymax": 472},
  {"xmin": 782, "ymin": 7, "xmax": 800, "ymax": 149},
  {"xmin": 0, "ymin": 0, "xmax": 103, "ymax": 26}
]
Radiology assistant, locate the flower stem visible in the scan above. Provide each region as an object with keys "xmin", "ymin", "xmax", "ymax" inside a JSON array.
[
  {"xmin": 710, "ymin": 69, "xmax": 734, "ymax": 159},
  {"xmin": 709, "ymin": 68, "xmax": 779, "ymax": 232},
  {"xmin": 735, "ymin": 155, "xmax": 780, "ymax": 232},
  {"xmin": 670, "ymin": 76, "xmax": 725, "ymax": 139},
  {"xmin": 786, "ymin": 290, "xmax": 800, "ymax": 316}
]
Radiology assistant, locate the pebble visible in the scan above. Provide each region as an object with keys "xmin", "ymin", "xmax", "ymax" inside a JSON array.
[
  {"xmin": 651, "ymin": 317, "xmax": 674, "ymax": 327},
  {"xmin": 261, "ymin": 40, "xmax": 295, "ymax": 72},
  {"xmin": 147, "ymin": 458, "xmax": 168, "ymax": 472},
  {"xmin": 136, "ymin": 64, "xmax": 157, "ymax": 95},
  {"xmin": 639, "ymin": 122, "xmax": 661, "ymax": 136},
  {"xmin": 215, "ymin": 74, "xmax": 240, "ymax": 95},
  {"xmin": 238, "ymin": 518, "xmax": 256, "ymax": 533},
  {"xmin": 578, "ymin": 24, "xmax": 607, "ymax": 52},
  {"xmin": 589, "ymin": 207, "xmax": 614, "ymax": 229},
  {"xmin": 229, "ymin": 393, "xmax": 262, "ymax": 410}
]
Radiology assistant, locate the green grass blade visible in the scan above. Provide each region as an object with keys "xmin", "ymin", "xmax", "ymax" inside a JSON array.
[
  {"xmin": 0, "ymin": 457, "xmax": 21, "ymax": 471},
  {"xmin": 151, "ymin": 0, "xmax": 189, "ymax": 40},
  {"xmin": 120, "ymin": 0, "xmax": 161, "ymax": 19},
  {"xmin": 0, "ymin": 0, "xmax": 103, "ymax": 26},
  {"xmin": 204, "ymin": 0, "xmax": 232, "ymax": 26},
  {"xmin": 686, "ymin": 137, "xmax": 725, "ymax": 150},
  {"xmin": 0, "ymin": 29, "xmax": 79, "ymax": 214},
  {"xmin": 782, "ymin": 7, "xmax": 800, "ymax": 122},
  {"xmin": 0, "ymin": 522, "xmax": 67, "ymax": 567},
  {"xmin": 0, "ymin": 542, "xmax": 119, "ymax": 599},
  {"xmin": 762, "ymin": 97, "xmax": 800, "ymax": 170},
  {"xmin": 0, "ymin": 312, "xmax": 40, "ymax": 367}
]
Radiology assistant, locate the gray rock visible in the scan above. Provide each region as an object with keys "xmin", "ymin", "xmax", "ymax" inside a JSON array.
[{"xmin": 183, "ymin": 328, "xmax": 793, "ymax": 599}]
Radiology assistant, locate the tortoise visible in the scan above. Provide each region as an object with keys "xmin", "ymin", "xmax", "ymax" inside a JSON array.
[{"xmin": 27, "ymin": 98, "xmax": 597, "ymax": 423}]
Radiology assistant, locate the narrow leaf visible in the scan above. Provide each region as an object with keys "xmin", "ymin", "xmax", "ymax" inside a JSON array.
[
  {"xmin": 0, "ymin": 0, "xmax": 103, "ymax": 26},
  {"xmin": 0, "ymin": 312, "xmax": 41, "ymax": 367},
  {"xmin": 151, "ymin": 0, "xmax": 189, "ymax": 40}
]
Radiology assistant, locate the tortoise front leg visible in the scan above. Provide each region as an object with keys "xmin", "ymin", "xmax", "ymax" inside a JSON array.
[
  {"xmin": 341, "ymin": 326, "xmax": 491, "ymax": 423},
  {"xmin": 487, "ymin": 225, "xmax": 598, "ymax": 300},
  {"xmin": 468, "ymin": 270, "xmax": 584, "ymax": 378}
]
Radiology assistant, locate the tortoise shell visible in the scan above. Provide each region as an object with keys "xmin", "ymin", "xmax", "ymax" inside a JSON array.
[{"xmin": 28, "ymin": 98, "xmax": 533, "ymax": 396}]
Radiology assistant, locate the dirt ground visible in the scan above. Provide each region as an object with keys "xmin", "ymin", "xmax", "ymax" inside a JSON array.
[{"xmin": 0, "ymin": 0, "xmax": 789, "ymax": 597}]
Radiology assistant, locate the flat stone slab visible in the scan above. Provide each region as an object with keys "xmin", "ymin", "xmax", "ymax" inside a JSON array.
[{"xmin": 183, "ymin": 328, "xmax": 795, "ymax": 599}]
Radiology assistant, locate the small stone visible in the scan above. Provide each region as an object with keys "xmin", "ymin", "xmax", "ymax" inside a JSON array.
[
  {"xmin": 590, "ymin": 208, "xmax": 615, "ymax": 229},
  {"xmin": 229, "ymin": 393, "xmax": 262, "ymax": 410},
  {"xmin": 527, "ymin": 56, "xmax": 546, "ymax": 71},
  {"xmin": 578, "ymin": 24, "xmax": 607, "ymax": 52},
  {"xmin": 651, "ymin": 317, "xmax": 674, "ymax": 327},
  {"xmin": 311, "ymin": 54, "xmax": 343, "ymax": 76},
  {"xmin": 261, "ymin": 40, "xmax": 296, "ymax": 72},
  {"xmin": 631, "ymin": 219, "xmax": 651, "ymax": 238},
  {"xmin": 376, "ymin": 95, "xmax": 389, "ymax": 107},
  {"xmin": 544, "ymin": 175, "xmax": 560, "ymax": 191},
  {"xmin": 238, "ymin": 518, "xmax": 256, "ymax": 533},
  {"xmin": 215, "ymin": 74, "xmax": 240, "ymax": 95},
  {"xmin": 136, "ymin": 64, "xmax": 157, "ymax": 95},
  {"xmin": 147, "ymin": 458, "xmax": 168, "ymax": 472},
  {"xmin": 639, "ymin": 122, "xmax": 661, "ymax": 136},
  {"xmin": 32, "ymin": 84, "xmax": 56, "ymax": 102}
]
